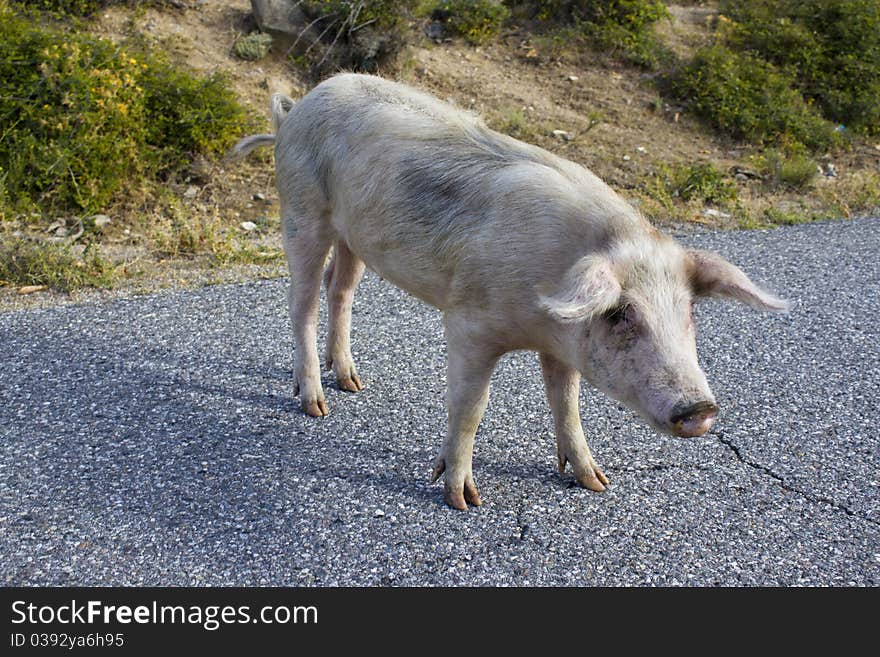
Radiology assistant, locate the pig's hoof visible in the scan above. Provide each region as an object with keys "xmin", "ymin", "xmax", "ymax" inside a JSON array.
[
  {"xmin": 327, "ymin": 356, "xmax": 364, "ymax": 393},
  {"xmin": 559, "ymin": 453, "xmax": 609, "ymax": 492},
  {"xmin": 301, "ymin": 398, "xmax": 329, "ymax": 417},
  {"xmin": 337, "ymin": 372, "xmax": 363, "ymax": 393},
  {"xmin": 431, "ymin": 460, "xmax": 482, "ymax": 510},
  {"xmin": 294, "ymin": 378, "xmax": 329, "ymax": 417}
]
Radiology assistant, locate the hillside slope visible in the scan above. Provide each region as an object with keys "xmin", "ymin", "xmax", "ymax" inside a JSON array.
[{"xmin": 2, "ymin": 0, "xmax": 878, "ymax": 310}]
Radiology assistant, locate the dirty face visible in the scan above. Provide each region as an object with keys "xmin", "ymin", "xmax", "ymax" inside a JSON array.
[
  {"xmin": 582, "ymin": 264, "xmax": 716, "ymax": 437},
  {"xmin": 540, "ymin": 234, "xmax": 789, "ymax": 438}
]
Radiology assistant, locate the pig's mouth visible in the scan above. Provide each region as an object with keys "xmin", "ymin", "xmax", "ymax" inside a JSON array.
[{"xmin": 588, "ymin": 377, "xmax": 719, "ymax": 438}]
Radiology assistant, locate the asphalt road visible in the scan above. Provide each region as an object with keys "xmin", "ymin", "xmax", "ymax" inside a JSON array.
[{"xmin": 1, "ymin": 217, "xmax": 878, "ymax": 586}]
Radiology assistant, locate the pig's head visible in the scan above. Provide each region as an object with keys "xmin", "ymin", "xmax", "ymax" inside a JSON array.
[{"xmin": 539, "ymin": 232, "xmax": 789, "ymax": 437}]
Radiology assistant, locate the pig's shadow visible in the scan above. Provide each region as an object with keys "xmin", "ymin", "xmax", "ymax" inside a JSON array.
[{"xmin": 28, "ymin": 331, "xmax": 455, "ymax": 513}]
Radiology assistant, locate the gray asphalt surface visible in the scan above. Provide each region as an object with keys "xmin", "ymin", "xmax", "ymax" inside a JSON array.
[{"xmin": 1, "ymin": 217, "xmax": 878, "ymax": 586}]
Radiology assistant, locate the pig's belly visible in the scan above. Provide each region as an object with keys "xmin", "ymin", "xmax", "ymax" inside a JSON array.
[{"xmin": 339, "ymin": 229, "xmax": 453, "ymax": 311}]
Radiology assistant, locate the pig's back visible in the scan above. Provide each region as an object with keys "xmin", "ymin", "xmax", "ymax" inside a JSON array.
[
  {"xmin": 276, "ymin": 74, "xmax": 629, "ymax": 310},
  {"xmin": 280, "ymin": 73, "xmax": 559, "ymax": 197}
]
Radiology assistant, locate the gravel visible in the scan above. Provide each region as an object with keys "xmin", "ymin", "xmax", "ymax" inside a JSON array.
[{"xmin": 1, "ymin": 217, "xmax": 878, "ymax": 586}]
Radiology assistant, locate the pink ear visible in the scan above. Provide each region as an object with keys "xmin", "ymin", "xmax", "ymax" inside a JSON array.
[
  {"xmin": 687, "ymin": 249, "xmax": 790, "ymax": 312},
  {"xmin": 539, "ymin": 256, "xmax": 622, "ymax": 321}
]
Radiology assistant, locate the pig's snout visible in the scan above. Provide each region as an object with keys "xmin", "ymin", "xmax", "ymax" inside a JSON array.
[{"xmin": 670, "ymin": 400, "xmax": 719, "ymax": 437}]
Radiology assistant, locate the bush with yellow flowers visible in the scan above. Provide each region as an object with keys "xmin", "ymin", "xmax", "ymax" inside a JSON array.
[{"xmin": 0, "ymin": 2, "xmax": 253, "ymax": 217}]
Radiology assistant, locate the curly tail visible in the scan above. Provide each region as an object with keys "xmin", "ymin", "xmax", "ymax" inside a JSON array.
[{"xmin": 225, "ymin": 93, "xmax": 296, "ymax": 161}]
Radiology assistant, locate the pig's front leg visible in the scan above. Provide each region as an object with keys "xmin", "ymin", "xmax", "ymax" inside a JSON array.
[
  {"xmin": 431, "ymin": 319, "xmax": 500, "ymax": 510},
  {"xmin": 539, "ymin": 353, "xmax": 609, "ymax": 492}
]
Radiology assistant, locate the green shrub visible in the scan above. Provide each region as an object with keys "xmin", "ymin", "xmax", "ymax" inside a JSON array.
[
  {"xmin": 434, "ymin": 0, "xmax": 510, "ymax": 45},
  {"xmin": 511, "ymin": 0, "xmax": 667, "ymax": 28},
  {"xmin": 12, "ymin": 0, "xmax": 107, "ymax": 14},
  {"xmin": 762, "ymin": 206, "xmax": 811, "ymax": 226},
  {"xmin": 0, "ymin": 5, "xmax": 252, "ymax": 216},
  {"xmin": 506, "ymin": 0, "xmax": 670, "ymax": 67},
  {"xmin": 233, "ymin": 32, "xmax": 273, "ymax": 61},
  {"xmin": 671, "ymin": 45, "xmax": 838, "ymax": 150},
  {"xmin": 719, "ymin": 0, "xmax": 880, "ymax": 136},
  {"xmin": 12, "ymin": 0, "xmax": 160, "ymax": 15},
  {"xmin": 0, "ymin": 238, "xmax": 116, "ymax": 291},
  {"xmin": 0, "ymin": 13, "xmax": 148, "ymax": 213},
  {"xmin": 754, "ymin": 148, "xmax": 817, "ymax": 189},
  {"xmin": 138, "ymin": 55, "xmax": 251, "ymax": 173},
  {"xmin": 296, "ymin": 1, "xmax": 420, "ymax": 74},
  {"xmin": 490, "ymin": 106, "xmax": 529, "ymax": 138},
  {"xmin": 659, "ymin": 162, "xmax": 737, "ymax": 205}
]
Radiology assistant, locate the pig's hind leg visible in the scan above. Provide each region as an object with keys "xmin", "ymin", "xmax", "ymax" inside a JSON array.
[
  {"xmin": 283, "ymin": 212, "xmax": 333, "ymax": 417},
  {"xmin": 323, "ymin": 239, "xmax": 365, "ymax": 392},
  {"xmin": 539, "ymin": 353, "xmax": 609, "ymax": 492}
]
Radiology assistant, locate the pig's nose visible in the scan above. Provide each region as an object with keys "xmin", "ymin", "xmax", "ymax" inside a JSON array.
[{"xmin": 670, "ymin": 400, "xmax": 719, "ymax": 437}]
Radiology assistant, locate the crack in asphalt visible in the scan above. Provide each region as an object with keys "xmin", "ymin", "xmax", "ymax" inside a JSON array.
[{"xmin": 715, "ymin": 432, "xmax": 879, "ymax": 528}]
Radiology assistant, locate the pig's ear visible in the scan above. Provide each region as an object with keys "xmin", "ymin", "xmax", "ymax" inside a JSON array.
[
  {"xmin": 539, "ymin": 256, "xmax": 621, "ymax": 322},
  {"xmin": 687, "ymin": 249, "xmax": 790, "ymax": 312}
]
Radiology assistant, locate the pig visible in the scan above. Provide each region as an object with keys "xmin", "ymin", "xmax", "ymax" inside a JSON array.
[{"xmin": 229, "ymin": 73, "xmax": 789, "ymax": 510}]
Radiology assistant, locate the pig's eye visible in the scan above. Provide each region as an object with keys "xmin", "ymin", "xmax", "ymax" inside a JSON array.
[{"xmin": 603, "ymin": 305, "xmax": 630, "ymax": 326}]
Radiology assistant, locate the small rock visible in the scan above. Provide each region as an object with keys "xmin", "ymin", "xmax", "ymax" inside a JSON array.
[
  {"xmin": 18, "ymin": 285, "xmax": 48, "ymax": 295},
  {"xmin": 731, "ymin": 166, "xmax": 762, "ymax": 181},
  {"xmin": 253, "ymin": 192, "xmax": 266, "ymax": 202},
  {"xmin": 240, "ymin": 221, "xmax": 258, "ymax": 232},
  {"xmin": 552, "ymin": 129, "xmax": 575, "ymax": 141},
  {"xmin": 91, "ymin": 214, "xmax": 112, "ymax": 229},
  {"xmin": 622, "ymin": 155, "xmax": 631, "ymax": 161},
  {"xmin": 374, "ymin": 509, "xmax": 385, "ymax": 518},
  {"xmin": 567, "ymin": 75, "xmax": 579, "ymax": 82},
  {"xmin": 45, "ymin": 219, "xmax": 66, "ymax": 234},
  {"xmin": 702, "ymin": 208, "xmax": 731, "ymax": 220},
  {"xmin": 636, "ymin": 146, "xmax": 647, "ymax": 154},
  {"xmin": 54, "ymin": 226, "xmax": 68, "ymax": 237},
  {"xmin": 183, "ymin": 185, "xmax": 199, "ymax": 199}
]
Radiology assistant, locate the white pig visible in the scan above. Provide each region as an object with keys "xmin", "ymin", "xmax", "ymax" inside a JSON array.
[{"xmin": 230, "ymin": 73, "xmax": 789, "ymax": 510}]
